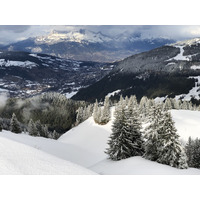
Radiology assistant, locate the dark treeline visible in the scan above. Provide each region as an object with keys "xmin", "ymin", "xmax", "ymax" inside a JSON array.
[{"xmin": 0, "ymin": 92, "xmax": 88, "ymax": 138}]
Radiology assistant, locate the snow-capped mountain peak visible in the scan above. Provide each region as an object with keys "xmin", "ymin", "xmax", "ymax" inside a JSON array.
[{"xmin": 35, "ymin": 29, "xmax": 112, "ymax": 45}]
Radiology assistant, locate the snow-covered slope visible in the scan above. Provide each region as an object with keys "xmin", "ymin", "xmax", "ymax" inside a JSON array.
[
  {"xmin": 1, "ymin": 108, "xmax": 200, "ymax": 174},
  {"xmin": 0, "ymin": 131, "xmax": 96, "ymax": 175},
  {"xmin": 59, "ymin": 108, "xmax": 200, "ymax": 174},
  {"xmin": 171, "ymin": 109, "xmax": 200, "ymax": 141},
  {"xmin": 90, "ymin": 156, "xmax": 200, "ymax": 175},
  {"xmin": 58, "ymin": 108, "xmax": 115, "ymax": 167}
]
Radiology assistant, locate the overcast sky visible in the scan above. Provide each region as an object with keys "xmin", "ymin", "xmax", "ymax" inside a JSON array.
[{"xmin": 1, "ymin": 25, "xmax": 200, "ymax": 45}]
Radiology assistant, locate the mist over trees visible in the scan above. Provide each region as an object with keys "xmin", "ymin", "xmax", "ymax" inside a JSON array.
[{"xmin": 0, "ymin": 92, "xmax": 87, "ymax": 138}]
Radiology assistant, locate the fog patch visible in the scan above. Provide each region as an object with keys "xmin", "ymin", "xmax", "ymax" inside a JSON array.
[{"xmin": 0, "ymin": 93, "xmax": 8, "ymax": 109}]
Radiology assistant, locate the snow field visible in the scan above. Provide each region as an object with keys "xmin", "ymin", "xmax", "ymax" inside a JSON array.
[
  {"xmin": 0, "ymin": 132, "xmax": 96, "ymax": 175},
  {"xmin": 0, "ymin": 107, "xmax": 200, "ymax": 174}
]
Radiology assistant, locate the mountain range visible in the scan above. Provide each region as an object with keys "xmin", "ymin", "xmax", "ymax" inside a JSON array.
[
  {"xmin": 1, "ymin": 29, "xmax": 175, "ymax": 62},
  {"xmin": 72, "ymin": 38, "xmax": 200, "ymax": 103}
]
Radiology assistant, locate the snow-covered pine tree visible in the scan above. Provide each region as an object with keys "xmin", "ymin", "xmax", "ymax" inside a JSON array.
[
  {"xmin": 86, "ymin": 104, "xmax": 93, "ymax": 119},
  {"xmin": 43, "ymin": 125, "xmax": 49, "ymax": 138},
  {"xmin": 100, "ymin": 96, "xmax": 110, "ymax": 125},
  {"xmin": 125, "ymin": 96, "xmax": 129, "ymax": 105},
  {"xmin": 173, "ymin": 99, "xmax": 181, "ymax": 110},
  {"xmin": 163, "ymin": 98, "xmax": 172, "ymax": 111},
  {"xmin": 106, "ymin": 96, "xmax": 143, "ymax": 160},
  {"xmin": 139, "ymin": 96, "xmax": 148, "ymax": 118},
  {"xmin": 75, "ymin": 107, "xmax": 84, "ymax": 125},
  {"xmin": 156, "ymin": 112, "xmax": 188, "ymax": 169},
  {"xmin": 188, "ymin": 101, "xmax": 193, "ymax": 111},
  {"xmin": 128, "ymin": 95, "xmax": 138, "ymax": 110},
  {"xmin": 191, "ymin": 138, "xmax": 200, "ymax": 168},
  {"xmin": 186, "ymin": 137, "xmax": 200, "ymax": 168},
  {"xmin": 93, "ymin": 99, "xmax": 99, "ymax": 123},
  {"xmin": 52, "ymin": 130, "xmax": 60, "ymax": 139},
  {"xmin": 124, "ymin": 101, "xmax": 144, "ymax": 156},
  {"xmin": 185, "ymin": 136, "xmax": 194, "ymax": 167},
  {"xmin": 35, "ymin": 120, "xmax": 43, "ymax": 137},
  {"xmin": 28, "ymin": 119, "xmax": 38, "ymax": 136},
  {"xmin": 181, "ymin": 100, "xmax": 189, "ymax": 110},
  {"xmin": 10, "ymin": 113, "xmax": 22, "ymax": 134},
  {"xmin": 106, "ymin": 97, "xmax": 127, "ymax": 160},
  {"xmin": 143, "ymin": 105, "xmax": 164, "ymax": 161},
  {"xmin": 96, "ymin": 106, "xmax": 102, "ymax": 124}
]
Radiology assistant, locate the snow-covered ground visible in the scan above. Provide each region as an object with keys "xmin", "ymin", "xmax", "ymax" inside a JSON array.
[
  {"xmin": 90, "ymin": 156, "xmax": 200, "ymax": 175},
  {"xmin": 0, "ymin": 108, "xmax": 200, "ymax": 174},
  {"xmin": 191, "ymin": 65, "xmax": 200, "ymax": 70},
  {"xmin": 0, "ymin": 131, "xmax": 96, "ymax": 175},
  {"xmin": 167, "ymin": 45, "xmax": 192, "ymax": 61},
  {"xmin": 65, "ymin": 91, "xmax": 78, "ymax": 99},
  {"xmin": 106, "ymin": 89, "xmax": 121, "ymax": 98},
  {"xmin": 175, "ymin": 76, "xmax": 200, "ymax": 101},
  {"xmin": 0, "ymin": 59, "xmax": 37, "ymax": 68}
]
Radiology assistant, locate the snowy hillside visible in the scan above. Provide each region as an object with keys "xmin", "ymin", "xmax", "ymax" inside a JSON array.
[
  {"xmin": 0, "ymin": 108, "xmax": 200, "ymax": 174},
  {"xmin": 0, "ymin": 131, "xmax": 96, "ymax": 175},
  {"xmin": 59, "ymin": 108, "xmax": 200, "ymax": 174}
]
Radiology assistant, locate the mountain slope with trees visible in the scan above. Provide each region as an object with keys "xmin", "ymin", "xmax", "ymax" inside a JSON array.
[{"xmin": 73, "ymin": 38, "xmax": 200, "ymax": 102}]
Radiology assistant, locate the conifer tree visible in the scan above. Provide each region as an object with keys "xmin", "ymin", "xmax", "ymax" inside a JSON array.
[
  {"xmin": 28, "ymin": 119, "xmax": 38, "ymax": 136},
  {"xmin": 52, "ymin": 130, "xmax": 60, "ymax": 139},
  {"xmin": 10, "ymin": 113, "xmax": 22, "ymax": 134},
  {"xmin": 143, "ymin": 105, "xmax": 164, "ymax": 161},
  {"xmin": 101, "ymin": 96, "xmax": 110, "ymax": 125},
  {"xmin": 106, "ymin": 97, "xmax": 143, "ymax": 160},
  {"xmin": 96, "ymin": 106, "xmax": 102, "ymax": 124},
  {"xmin": 163, "ymin": 98, "xmax": 172, "ymax": 111},
  {"xmin": 186, "ymin": 137, "xmax": 200, "ymax": 168},
  {"xmin": 35, "ymin": 120, "xmax": 43, "ymax": 136},
  {"xmin": 139, "ymin": 96, "xmax": 148, "ymax": 118},
  {"xmin": 76, "ymin": 107, "xmax": 83, "ymax": 125},
  {"xmin": 128, "ymin": 95, "xmax": 138, "ymax": 110},
  {"xmin": 93, "ymin": 99, "xmax": 99, "ymax": 123},
  {"xmin": 106, "ymin": 98, "xmax": 127, "ymax": 160},
  {"xmin": 185, "ymin": 136, "xmax": 194, "ymax": 167},
  {"xmin": 156, "ymin": 112, "xmax": 188, "ymax": 169},
  {"xmin": 181, "ymin": 100, "xmax": 189, "ymax": 110},
  {"xmin": 43, "ymin": 125, "xmax": 49, "ymax": 138},
  {"xmin": 124, "ymin": 103, "xmax": 144, "ymax": 156}
]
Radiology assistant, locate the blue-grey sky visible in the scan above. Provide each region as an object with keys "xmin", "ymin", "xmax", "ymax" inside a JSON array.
[{"xmin": 1, "ymin": 25, "xmax": 200, "ymax": 45}]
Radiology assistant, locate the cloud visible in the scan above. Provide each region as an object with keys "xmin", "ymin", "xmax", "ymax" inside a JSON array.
[
  {"xmin": 0, "ymin": 93, "xmax": 8, "ymax": 109},
  {"xmin": 0, "ymin": 25, "xmax": 31, "ymax": 33}
]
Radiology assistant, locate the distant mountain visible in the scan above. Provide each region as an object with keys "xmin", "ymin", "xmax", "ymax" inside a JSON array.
[
  {"xmin": 0, "ymin": 50, "xmax": 113, "ymax": 98},
  {"xmin": 72, "ymin": 38, "xmax": 200, "ymax": 103},
  {"xmin": 1, "ymin": 29, "xmax": 175, "ymax": 62}
]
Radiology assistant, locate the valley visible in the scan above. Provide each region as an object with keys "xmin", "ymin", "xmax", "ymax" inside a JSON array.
[{"xmin": 0, "ymin": 51, "xmax": 113, "ymax": 98}]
